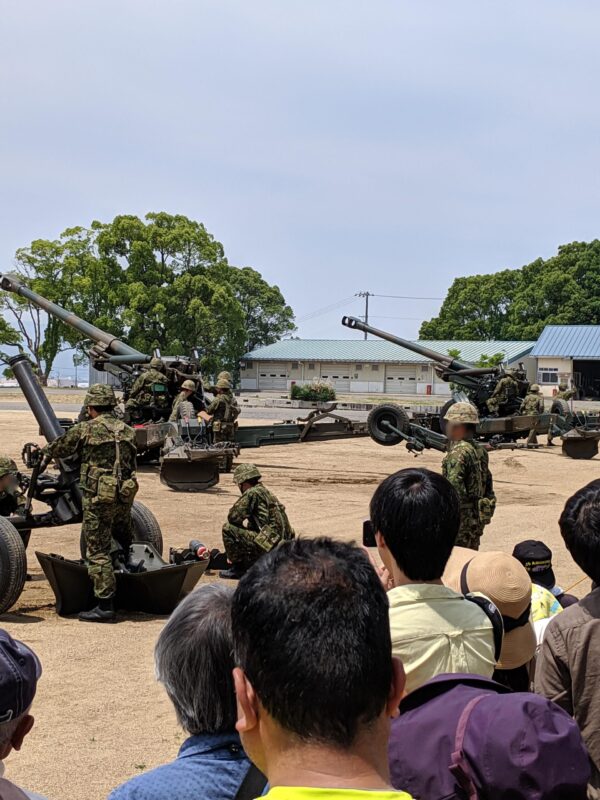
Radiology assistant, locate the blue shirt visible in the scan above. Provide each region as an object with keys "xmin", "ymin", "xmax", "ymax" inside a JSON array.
[{"xmin": 108, "ymin": 732, "xmax": 251, "ymax": 800}]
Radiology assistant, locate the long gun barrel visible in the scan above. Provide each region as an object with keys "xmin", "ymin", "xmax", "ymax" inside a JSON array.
[{"xmin": 0, "ymin": 273, "xmax": 148, "ymax": 363}]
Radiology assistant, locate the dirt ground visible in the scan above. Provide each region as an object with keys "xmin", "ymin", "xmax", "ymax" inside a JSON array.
[{"xmin": 0, "ymin": 408, "xmax": 595, "ymax": 800}]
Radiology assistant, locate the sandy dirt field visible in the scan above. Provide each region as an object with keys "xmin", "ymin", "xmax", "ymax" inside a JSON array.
[{"xmin": 0, "ymin": 408, "xmax": 595, "ymax": 800}]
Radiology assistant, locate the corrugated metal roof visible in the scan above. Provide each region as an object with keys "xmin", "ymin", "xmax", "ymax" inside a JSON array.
[
  {"xmin": 243, "ymin": 338, "xmax": 535, "ymax": 365},
  {"xmin": 532, "ymin": 325, "xmax": 600, "ymax": 358}
]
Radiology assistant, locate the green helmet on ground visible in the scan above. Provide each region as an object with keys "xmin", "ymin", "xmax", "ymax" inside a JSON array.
[
  {"xmin": 233, "ymin": 464, "xmax": 261, "ymax": 485},
  {"xmin": 0, "ymin": 457, "xmax": 18, "ymax": 479},
  {"xmin": 530, "ymin": 384, "xmax": 541, "ymax": 393},
  {"xmin": 150, "ymin": 357, "xmax": 165, "ymax": 370},
  {"xmin": 216, "ymin": 378, "xmax": 232, "ymax": 390},
  {"xmin": 84, "ymin": 384, "xmax": 117, "ymax": 408},
  {"xmin": 444, "ymin": 401, "xmax": 479, "ymax": 425},
  {"xmin": 181, "ymin": 380, "xmax": 196, "ymax": 391},
  {"xmin": 217, "ymin": 371, "xmax": 233, "ymax": 382}
]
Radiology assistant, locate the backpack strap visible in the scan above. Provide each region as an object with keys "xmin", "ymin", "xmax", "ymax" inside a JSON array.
[
  {"xmin": 233, "ymin": 764, "xmax": 267, "ymax": 800},
  {"xmin": 448, "ymin": 694, "xmax": 486, "ymax": 800}
]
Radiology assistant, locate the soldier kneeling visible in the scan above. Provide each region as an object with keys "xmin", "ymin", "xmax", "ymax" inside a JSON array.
[{"xmin": 220, "ymin": 464, "xmax": 294, "ymax": 580}]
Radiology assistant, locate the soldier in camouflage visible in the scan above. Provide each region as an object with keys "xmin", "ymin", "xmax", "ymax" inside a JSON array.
[
  {"xmin": 220, "ymin": 464, "xmax": 295, "ymax": 579},
  {"xmin": 198, "ymin": 378, "xmax": 240, "ymax": 470},
  {"xmin": 43, "ymin": 384, "xmax": 138, "ymax": 622},
  {"xmin": 556, "ymin": 381, "xmax": 576, "ymax": 402},
  {"xmin": 442, "ymin": 402, "xmax": 496, "ymax": 551},
  {"xmin": 520, "ymin": 383, "xmax": 545, "ymax": 445},
  {"xmin": 0, "ymin": 457, "xmax": 25, "ymax": 517},
  {"xmin": 124, "ymin": 357, "xmax": 170, "ymax": 420},
  {"xmin": 169, "ymin": 379, "xmax": 196, "ymax": 422},
  {"xmin": 486, "ymin": 372, "xmax": 519, "ymax": 415}
]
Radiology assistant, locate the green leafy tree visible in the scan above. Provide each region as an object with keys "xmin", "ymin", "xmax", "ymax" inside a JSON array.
[
  {"xmin": 421, "ymin": 240, "xmax": 600, "ymax": 341},
  {"xmin": 3, "ymin": 213, "xmax": 295, "ymax": 382},
  {"xmin": 475, "ymin": 352, "xmax": 506, "ymax": 368}
]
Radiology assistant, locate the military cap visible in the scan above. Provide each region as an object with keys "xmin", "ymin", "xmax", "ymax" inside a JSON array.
[
  {"xmin": 216, "ymin": 378, "xmax": 232, "ymax": 390},
  {"xmin": 530, "ymin": 384, "xmax": 541, "ymax": 393},
  {"xmin": 181, "ymin": 379, "xmax": 196, "ymax": 391},
  {"xmin": 233, "ymin": 464, "xmax": 261, "ymax": 485},
  {"xmin": 217, "ymin": 371, "xmax": 233, "ymax": 382},
  {"xmin": 0, "ymin": 457, "xmax": 18, "ymax": 479},
  {"xmin": 444, "ymin": 401, "xmax": 479, "ymax": 425},
  {"xmin": 84, "ymin": 383, "xmax": 117, "ymax": 408},
  {"xmin": 150, "ymin": 357, "xmax": 165, "ymax": 370}
]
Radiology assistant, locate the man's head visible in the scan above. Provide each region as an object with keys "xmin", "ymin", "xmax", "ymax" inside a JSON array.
[
  {"xmin": 444, "ymin": 402, "xmax": 479, "ymax": 441},
  {"xmin": 231, "ymin": 538, "xmax": 404, "ymax": 773},
  {"xmin": 155, "ymin": 584, "xmax": 237, "ymax": 735},
  {"xmin": 83, "ymin": 384, "xmax": 117, "ymax": 417},
  {"xmin": 0, "ymin": 630, "xmax": 41, "ymax": 761},
  {"xmin": 181, "ymin": 379, "xmax": 196, "ymax": 396},
  {"xmin": 370, "ymin": 468, "xmax": 460, "ymax": 582},
  {"xmin": 559, "ymin": 382, "xmax": 568, "ymax": 391},
  {"xmin": 530, "ymin": 384, "xmax": 541, "ymax": 394},
  {"xmin": 512, "ymin": 540, "xmax": 555, "ymax": 590},
  {"xmin": 0, "ymin": 457, "xmax": 19, "ymax": 494},
  {"xmin": 218, "ymin": 371, "xmax": 233, "ymax": 383},
  {"xmin": 216, "ymin": 378, "xmax": 232, "ymax": 392},
  {"xmin": 560, "ymin": 479, "xmax": 600, "ymax": 585},
  {"xmin": 233, "ymin": 464, "xmax": 261, "ymax": 493},
  {"xmin": 150, "ymin": 357, "xmax": 165, "ymax": 371}
]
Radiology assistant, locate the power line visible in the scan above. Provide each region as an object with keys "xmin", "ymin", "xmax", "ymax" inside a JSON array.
[
  {"xmin": 296, "ymin": 295, "xmax": 357, "ymax": 324},
  {"xmin": 371, "ymin": 293, "xmax": 444, "ymax": 300}
]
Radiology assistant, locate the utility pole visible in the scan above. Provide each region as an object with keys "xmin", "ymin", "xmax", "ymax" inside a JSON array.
[{"xmin": 355, "ymin": 291, "xmax": 372, "ymax": 339}]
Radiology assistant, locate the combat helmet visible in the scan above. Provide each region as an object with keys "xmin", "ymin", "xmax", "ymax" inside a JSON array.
[
  {"xmin": 181, "ymin": 379, "xmax": 196, "ymax": 391},
  {"xmin": 530, "ymin": 384, "xmax": 541, "ymax": 393},
  {"xmin": 559, "ymin": 382, "xmax": 568, "ymax": 391},
  {"xmin": 444, "ymin": 401, "xmax": 479, "ymax": 425},
  {"xmin": 217, "ymin": 371, "xmax": 233, "ymax": 382},
  {"xmin": 149, "ymin": 357, "xmax": 165, "ymax": 370},
  {"xmin": 0, "ymin": 457, "xmax": 18, "ymax": 479},
  {"xmin": 84, "ymin": 384, "xmax": 117, "ymax": 408},
  {"xmin": 216, "ymin": 378, "xmax": 232, "ymax": 390},
  {"xmin": 233, "ymin": 464, "xmax": 261, "ymax": 485}
]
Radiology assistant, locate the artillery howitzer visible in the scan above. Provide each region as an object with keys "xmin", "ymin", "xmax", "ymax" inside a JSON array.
[
  {"xmin": 341, "ymin": 315, "xmax": 600, "ymax": 460},
  {"xmin": 0, "ymin": 353, "xmax": 165, "ymax": 615},
  {"xmin": 0, "ymin": 273, "xmax": 235, "ymax": 490}
]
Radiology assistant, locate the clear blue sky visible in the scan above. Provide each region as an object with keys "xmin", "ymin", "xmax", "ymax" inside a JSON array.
[{"xmin": 2, "ymin": 1, "xmax": 600, "ymax": 373}]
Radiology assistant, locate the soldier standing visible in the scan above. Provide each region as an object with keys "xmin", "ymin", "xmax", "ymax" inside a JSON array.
[
  {"xmin": 42, "ymin": 384, "xmax": 138, "ymax": 623},
  {"xmin": 220, "ymin": 464, "xmax": 295, "ymax": 579},
  {"xmin": 556, "ymin": 381, "xmax": 576, "ymax": 402},
  {"xmin": 125, "ymin": 357, "xmax": 170, "ymax": 420},
  {"xmin": 169, "ymin": 379, "xmax": 196, "ymax": 422},
  {"xmin": 198, "ymin": 378, "xmax": 240, "ymax": 471},
  {"xmin": 0, "ymin": 457, "xmax": 25, "ymax": 517},
  {"xmin": 486, "ymin": 371, "xmax": 519, "ymax": 415},
  {"xmin": 442, "ymin": 402, "xmax": 496, "ymax": 551},
  {"xmin": 520, "ymin": 383, "xmax": 545, "ymax": 445}
]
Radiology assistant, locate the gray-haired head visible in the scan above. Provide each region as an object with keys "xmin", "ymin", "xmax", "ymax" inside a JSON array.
[{"xmin": 155, "ymin": 584, "xmax": 236, "ymax": 735}]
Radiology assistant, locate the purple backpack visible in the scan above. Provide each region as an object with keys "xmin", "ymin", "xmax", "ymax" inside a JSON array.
[{"xmin": 388, "ymin": 674, "xmax": 590, "ymax": 800}]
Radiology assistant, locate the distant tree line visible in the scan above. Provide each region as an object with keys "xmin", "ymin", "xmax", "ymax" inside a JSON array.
[
  {"xmin": 0, "ymin": 212, "xmax": 295, "ymax": 383},
  {"xmin": 420, "ymin": 240, "xmax": 600, "ymax": 341}
]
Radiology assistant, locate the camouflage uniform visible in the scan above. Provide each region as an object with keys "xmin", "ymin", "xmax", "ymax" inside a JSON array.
[
  {"xmin": 556, "ymin": 387, "xmax": 576, "ymax": 402},
  {"xmin": 44, "ymin": 386, "xmax": 138, "ymax": 599},
  {"xmin": 443, "ymin": 439, "xmax": 496, "ymax": 550},
  {"xmin": 486, "ymin": 374, "xmax": 519, "ymax": 415},
  {"xmin": 520, "ymin": 386, "xmax": 544, "ymax": 445},
  {"xmin": 169, "ymin": 380, "xmax": 196, "ymax": 422},
  {"xmin": 0, "ymin": 457, "xmax": 25, "ymax": 517},
  {"xmin": 223, "ymin": 465, "xmax": 294, "ymax": 567},
  {"xmin": 125, "ymin": 360, "xmax": 170, "ymax": 419},
  {"xmin": 205, "ymin": 393, "xmax": 239, "ymax": 444}
]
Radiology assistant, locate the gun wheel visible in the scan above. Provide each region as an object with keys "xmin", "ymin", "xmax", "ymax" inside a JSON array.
[
  {"xmin": 367, "ymin": 404, "xmax": 410, "ymax": 446},
  {"xmin": 79, "ymin": 501, "xmax": 164, "ymax": 558},
  {"xmin": 0, "ymin": 517, "xmax": 27, "ymax": 615},
  {"xmin": 562, "ymin": 437, "xmax": 599, "ymax": 460},
  {"xmin": 551, "ymin": 398, "xmax": 571, "ymax": 417}
]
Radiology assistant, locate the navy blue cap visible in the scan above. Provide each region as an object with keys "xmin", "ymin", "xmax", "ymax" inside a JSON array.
[{"xmin": 0, "ymin": 630, "xmax": 41, "ymax": 722}]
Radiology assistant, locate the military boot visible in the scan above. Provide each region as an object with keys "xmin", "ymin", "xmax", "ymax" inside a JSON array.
[{"xmin": 78, "ymin": 596, "xmax": 116, "ymax": 623}]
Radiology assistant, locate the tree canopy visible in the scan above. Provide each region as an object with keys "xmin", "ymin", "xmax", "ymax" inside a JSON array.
[
  {"xmin": 1, "ymin": 213, "xmax": 295, "ymax": 381},
  {"xmin": 420, "ymin": 240, "xmax": 600, "ymax": 341}
]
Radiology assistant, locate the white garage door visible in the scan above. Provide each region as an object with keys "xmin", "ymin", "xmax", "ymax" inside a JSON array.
[
  {"xmin": 385, "ymin": 365, "xmax": 418, "ymax": 394},
  {"xmin": 258, "ymin": 367, "xmax": 287, "ymax": 390},
  {"xmin": 320, "ymin": 363, "xmax": 351, "ymax": 392}
]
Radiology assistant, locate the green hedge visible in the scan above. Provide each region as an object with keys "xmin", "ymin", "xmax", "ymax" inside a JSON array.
[{"xmin": 290, "ymin": 380, "xmax": 336, "ymax": 402}]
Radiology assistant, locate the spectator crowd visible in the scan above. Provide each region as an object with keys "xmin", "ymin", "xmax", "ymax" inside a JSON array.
[{"xmin": 4, "ymin": 471, "xmax": 600, "ymax": 799}]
